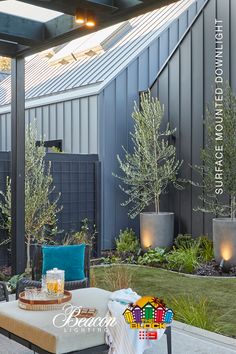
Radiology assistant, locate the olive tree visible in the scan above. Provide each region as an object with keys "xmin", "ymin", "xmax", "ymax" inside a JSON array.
[
  {"xmin": 0, "ymin": 124, "xmax": 61, "ymax": 272},
  {"xmin": 191, "ymin": 84, "xmax": 236, "ymax": 219},
  {"xmin": 115, "ymin": 90, "xmax": 182, "ymax": 219}
]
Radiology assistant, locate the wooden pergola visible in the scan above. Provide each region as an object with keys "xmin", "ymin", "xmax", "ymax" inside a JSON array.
[{"xmin": 0, "ymin": 0, "xmax": 177, "ymax": 274}]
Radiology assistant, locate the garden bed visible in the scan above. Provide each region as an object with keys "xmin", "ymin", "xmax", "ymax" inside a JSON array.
[{"xmin": 98, "ymin": 230, "xmax": 236, "ymax": 277}]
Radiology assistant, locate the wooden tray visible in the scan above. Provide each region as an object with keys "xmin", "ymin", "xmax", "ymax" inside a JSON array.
[{"xmin": 18, "ymin": 290, "xmax": 72, "ymax": 311}]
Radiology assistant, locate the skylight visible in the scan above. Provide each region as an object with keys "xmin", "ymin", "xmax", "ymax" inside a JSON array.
[
  {"xmin": 0, "ymin": 0, "xmax": 61, "ymax": 22},
  {"xmin": 47, "ymin": 21, "xmax": 132, "ymax": 65}
]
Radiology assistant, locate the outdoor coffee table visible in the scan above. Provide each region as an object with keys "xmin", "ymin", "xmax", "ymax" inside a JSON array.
[
  {"xmin": 0, "ymin": 287, "xmax": 111, "ymax": 354},
  {"xmin": 0, "ymin": 287, "xmax": 172, "ymax": 354}
]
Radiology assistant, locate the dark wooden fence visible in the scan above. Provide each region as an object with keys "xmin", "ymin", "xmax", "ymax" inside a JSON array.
[{"xmin": 0, "ymin": 152, "xmax": 101, "ymax": 266}]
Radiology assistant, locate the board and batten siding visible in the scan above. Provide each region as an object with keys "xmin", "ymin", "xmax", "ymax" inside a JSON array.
[
  {"xmin": 151, "ymin": 0, "xmax": 234, "ymax": 238},
  {"xmin": 99, "ymin": 0, "xmax": 205, "ymax": 249},
  {"xmin": 0, "ymin": 95, "xmax": 99, "ymax": 154}
]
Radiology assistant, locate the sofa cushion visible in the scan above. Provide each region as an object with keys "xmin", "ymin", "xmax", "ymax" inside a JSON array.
[{"xmin": 42, "ymin": 244, "xmax": 85, "ymax": 281}]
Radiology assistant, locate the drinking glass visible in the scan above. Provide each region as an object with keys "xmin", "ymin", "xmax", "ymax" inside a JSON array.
[{"xmin": 24, "ymin": 286, "xmax": 37, "ymax": 300}]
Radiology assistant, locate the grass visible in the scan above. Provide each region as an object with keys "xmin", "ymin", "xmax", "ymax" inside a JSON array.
[{"xmin": 92, "ymin": 265, "xmax": 236, "ymax": 338}]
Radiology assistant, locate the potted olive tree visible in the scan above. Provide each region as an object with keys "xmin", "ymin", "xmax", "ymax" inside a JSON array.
[
  {"xmin": 191, "ymin": 84, "xmax": 236, "ymax": 266},
  {"xmin": 115, "ymin": 91, "xmax": 182, "ymax": 249}
]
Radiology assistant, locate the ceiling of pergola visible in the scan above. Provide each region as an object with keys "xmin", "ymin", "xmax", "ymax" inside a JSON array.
[{"xmin": 0, "ymin": 0, "xmax": 178, "ymax": 57}]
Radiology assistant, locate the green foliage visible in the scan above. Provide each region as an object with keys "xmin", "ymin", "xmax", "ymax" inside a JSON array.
[
  {"xmin": 50, "ymin": 146, "xmax": 62, "ymax": 153},
  {"xmin": 169, "ymin": 296, "xmax": 221, "ymax": 332},
  {"xmin": 0, "ymin": 272, "xmax": 6, "ymax": 281},
  {"xmin": 138, "ymin": 247, "xmax": 166, "ymax": 266},
  {"xmin": 63, "ymin": 218, "xmax": 97, "ymax": 248},
  {"xmin": 197, "ymin": 235, "xmax": 214, "ymax": 262},
  {"xmin": 101, "ymin": 255, "xmax": 121, "ymax": 265},
  {"xmin": 7, "ymin": 273, "xmax": 27, "ymax": 293},
  {"xmin": 166, "ymin": 245, "xmax": 200, "ymax": 274},
  {"xmin": 0, "ymin": 124, "xmax": 61, "ymax": 270},
  {"xmin": 173, "ymin": 234, "xmax": 214, "ymax": 265},
  {"xmin": 115, "ymin": 90, "xmax": 182, "ymax": 218},
  {"xmin": 174, "ymin": 234, "xmax": 196, "ymax": 249},
  {"xmin": 115, "ymin": 228, "xmax": 140, "ymax": 257},
  {"xmin": 191, "ymin": 84, "xmax": 236, "ymax": 219}
]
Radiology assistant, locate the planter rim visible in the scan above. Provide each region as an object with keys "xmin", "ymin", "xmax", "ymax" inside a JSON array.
[
  {"xmin": 140, "ymin": 212, "xmax": 174, "ymax": 215},
  {"xmin": 213, "ymin": 218, "xmax": 236, "ymax": 222}
]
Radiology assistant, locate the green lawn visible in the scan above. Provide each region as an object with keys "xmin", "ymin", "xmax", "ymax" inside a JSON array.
[{"xmin": 92, "ymin": 265, "xmax": 236, "ymax": 338}]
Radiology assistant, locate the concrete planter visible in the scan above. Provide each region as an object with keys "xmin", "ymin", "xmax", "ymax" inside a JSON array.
[
  {"xmin": 140, "ymin": 212, "xmax": 174, "ymax": 249},
  {"xmin": 213, "ymin": 218, "xmax": 236, "ymax": 267}
]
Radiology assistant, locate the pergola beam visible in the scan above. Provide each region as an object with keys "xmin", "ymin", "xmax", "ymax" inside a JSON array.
[
  {"xmin": 11, "ymin": 57, "xmax": 25, "ymax": 275},
  {"xmin": 0, "ymin": 13, "xmax": 44, "ymax": 46},
  {"xmin": 18, "ymin": 0, "xmax": 118, "ymax": 15},
  {"xmin": 0, "ymin": 41, "xmax": 27, "ymax": 57}
]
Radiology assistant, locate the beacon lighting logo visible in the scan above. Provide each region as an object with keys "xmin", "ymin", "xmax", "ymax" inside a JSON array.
[{"xmin": 122, "ymin": 296, "xmax": 173, "ymax": 341}]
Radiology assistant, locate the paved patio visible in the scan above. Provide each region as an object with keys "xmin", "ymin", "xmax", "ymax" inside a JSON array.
[{"xmin": 1, "ymin": 319, "xmax": 236, "ymax": 354}]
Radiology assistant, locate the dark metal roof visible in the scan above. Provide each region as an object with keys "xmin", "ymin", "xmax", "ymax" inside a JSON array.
[
  {"xmin": 0, "ymin": 0, "xmax": 193, "ymax": 106},
  {"xmin": 0, "ymin": 0, "xmax": 178, "ymax": 58},
  {"xmin": 0, "ymin": 71, "xmax": 9, "ymax": 82}
]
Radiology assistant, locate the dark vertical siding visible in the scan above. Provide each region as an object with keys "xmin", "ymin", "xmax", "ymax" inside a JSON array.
[
  {"xmin": 151, "ymin": 0, "xmax": 234, "ymax": 238},
  {"xmin": 0, "ymin": 96, "xmax": 99, "ymax": 154},
  {"xmin": 100, "ymin": 1, "xmax": 204, "ymax": 248}
]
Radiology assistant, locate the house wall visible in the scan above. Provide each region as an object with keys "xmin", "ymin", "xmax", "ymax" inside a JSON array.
[
  {"xmin": 0, "ymin": 0, "xmax": 206, "ymax": 249},
  {"xmin": 150, "ymin": 0, "xmax": 235, "ymax": 238},
  {"xmin": 99, "ymin": 0, "xmax": 206, "ymax": 249},
  {"xmin": 0, "ymin": 95, "xmax": 99, "ymax": 154}
]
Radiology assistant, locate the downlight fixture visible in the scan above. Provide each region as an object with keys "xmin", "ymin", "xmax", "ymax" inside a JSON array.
[{"xmin": 75, "ymin": 10, "xmax": 96, "ymax": 27}]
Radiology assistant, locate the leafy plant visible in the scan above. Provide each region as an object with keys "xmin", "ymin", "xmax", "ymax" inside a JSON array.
[
  {"xmin": 115, "ymin": 228, "xmax": 140, "ymax": 258},
  {"xmin": 174, "ymin": 234, "xmax": 196, "ymax": 249},
  {"xmin": 7, "ymin": 273, "xmax": 27, "ymax": 293},
  {"xmin": 50, "ymin": 146, "xmax": 62, "ymax": 153},
  {"xmin": 63, "ymin": 218, "xmax": 97, "ymax": 248},
  {"xmin": 114, "ymin": 90, "xmax": 182, "ymax": 218},
  {"xmin": 166, "ymin": 245, "xmax": 200, "ymax": 274},
  {"xmin": 138, "ymin": 247, "xmax": 166, "ymax": 266},
  {"xmin": 168, "ymin": 296, "xmax": 221, "ymax": 332},
  {"xmin": 197, "ymin": 235, "xmax": 214, "ymax": 262},
  {"xmin": 0, "ymin": 124, "xmax": 61, "ymax": 272},
  {"xmin": 103, "ymin": 265, "xmax": 133, "ymax": 291},
  {"xmin": 191, "ymin": 84, "xmax": 236, "ymax": 219},
  {"xmin": 101, "ymin": 255, "xmax": 121, "ymax": 264}
]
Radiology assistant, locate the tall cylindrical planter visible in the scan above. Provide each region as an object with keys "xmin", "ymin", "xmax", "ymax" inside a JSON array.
[
  {"xmin": 140, "ymin": 212, "xmax": 174, "ymax": 250},
  {"xmin": 213, "ymin": 218, "xmax": 236, "ymax": 267}
]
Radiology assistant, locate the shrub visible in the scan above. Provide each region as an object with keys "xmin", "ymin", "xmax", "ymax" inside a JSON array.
[
  {"xmin": 197, "ymin": 235, "xmax": 214, "ymax": 262},
  {"xmin": 101, "ymin": 255, "xmax": 121, "ymax": 264},
  {"xmin": 138, "ymin": 247, "xmax": 166, "ymax": 267},
  {"xmin": 174, "ymin": 234, "xmax": 196, "ymax": 249},
  {"xmin": 166, "ymin": 245, "xmax": 199, "ymax": 273},
  {"xmin": 8, "ymin": 273, "xmax": 27, "ymax": 293},
  {"xmin": 63, "ymin": 218, "xmax": 97, "ymax": 248},
  {"xmin": 115, "ymin": 228, "xmax": 140, "ymax": 258},
  {"xmin": 168, "ymin": 296, "xmax": 221, "ymax": 332},
  {"xmin": 103, "ymin": 265, "xmax": 133, "ymax": 291}
]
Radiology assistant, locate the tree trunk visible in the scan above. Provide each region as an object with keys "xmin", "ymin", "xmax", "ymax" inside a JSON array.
[
  {"xmin": 155, "ymin": 196, "xmax": 160, "ymax": 214},
  {"xmin": 25, "ymin": 236, "xmax": 31, "ymax": 274},
  {"xmin": 231, "ymin": 196, "xmax": 236, "ymax": 220}
]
